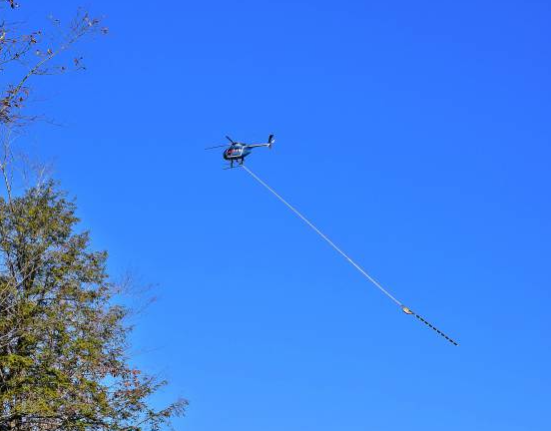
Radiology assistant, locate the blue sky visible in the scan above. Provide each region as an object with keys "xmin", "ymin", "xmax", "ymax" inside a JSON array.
[{"xmin": 14, "ymin": 0, "xmax": 551, "ymax": 429}]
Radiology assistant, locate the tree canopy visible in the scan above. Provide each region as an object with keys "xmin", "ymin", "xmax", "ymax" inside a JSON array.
[{"xmin": 0, "ymin": 182, "xmax": 186, "ymax": 431}]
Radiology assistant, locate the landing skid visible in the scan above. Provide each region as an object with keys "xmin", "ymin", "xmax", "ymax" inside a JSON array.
[{"xmin": 223, "ymin": 160, "xmax": 245, "ymax": 170}]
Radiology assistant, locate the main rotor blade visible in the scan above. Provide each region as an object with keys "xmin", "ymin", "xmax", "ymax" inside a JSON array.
[
  {"xmin": 205, "ymin": 144, "xmax": 230, "ymax": 150},
  {"xmin": 225, "ymin": 135, "xmax": 235, "ymax": 143}
]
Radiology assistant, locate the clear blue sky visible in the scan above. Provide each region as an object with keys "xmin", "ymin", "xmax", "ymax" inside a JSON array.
[{"xmin": 17, "ymin": 0, "xmax": 551, "ymax": 429}]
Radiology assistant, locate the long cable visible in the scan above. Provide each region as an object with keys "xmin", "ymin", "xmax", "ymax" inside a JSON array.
[{"xmin": 241, "ymin": 164, "xmax": 458, "ymax": 346}]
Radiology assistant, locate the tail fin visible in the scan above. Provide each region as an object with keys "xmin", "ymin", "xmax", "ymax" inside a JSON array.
[{"xmin": 268, "ymin": 134, "xmax": 275, "ymax": 149}]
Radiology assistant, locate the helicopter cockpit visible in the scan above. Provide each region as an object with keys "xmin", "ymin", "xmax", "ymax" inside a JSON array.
[{"xmin": 225, "ymin": 146, "xmax": 244, "ymax": 158}]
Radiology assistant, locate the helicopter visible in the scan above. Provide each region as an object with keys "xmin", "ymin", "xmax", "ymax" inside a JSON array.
[{"xmin": 206, "ymin": 135, "xmax": 275, "ymax": 168}]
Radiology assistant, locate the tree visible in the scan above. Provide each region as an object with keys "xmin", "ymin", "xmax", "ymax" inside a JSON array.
[
  {"xmin": 1, "ymin": 1, "xmax": 108, "ymax": 127},
  {"xmin": 0, "ymin": 3, "xmax": 187, "ymax": 430},
  {"xmin": 0, "ymin": 181, "xmax": 186, "ymax": 431}
]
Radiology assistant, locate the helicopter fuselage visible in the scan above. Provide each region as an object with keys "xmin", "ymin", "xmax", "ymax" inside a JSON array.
[{"xmin": 223, "ymin": 144, "xmax": 251, "ymax": 161}]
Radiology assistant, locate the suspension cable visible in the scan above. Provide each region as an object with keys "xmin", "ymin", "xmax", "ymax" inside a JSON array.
[{"xmin": 241, "ymin": 165, "xmax": 458, "ymax": 346}]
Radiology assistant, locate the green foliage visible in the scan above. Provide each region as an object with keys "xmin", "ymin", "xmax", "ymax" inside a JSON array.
[{"xmin": 0, "ymin": 182, "xmax": 186, "ymax": 430}]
